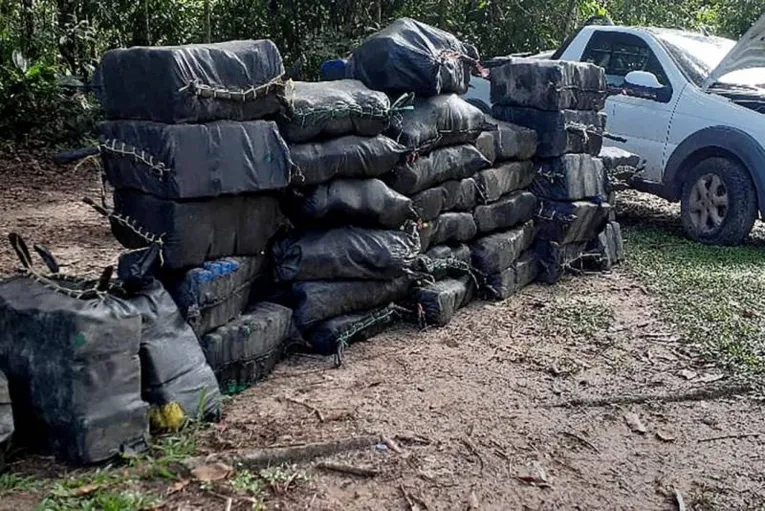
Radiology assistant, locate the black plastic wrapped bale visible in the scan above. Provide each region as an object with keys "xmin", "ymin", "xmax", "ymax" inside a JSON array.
[
  {"xmin": 532, "ymin": 154, "xmax": 607, "ymax": 201},
  {"xmin": 490, "ymin": 58, "xmax": 607, "ymax": 112},
  {"xmin": 287, "ymin": 278, "xmax": 411, "ymax": 330},
  {"xmin": 583, "ymin": 221, "xmax": 624, "ymax": 271},
  {"xmin": 164, "ymin": 256, "xmax": 268, "ymax": 337},
  {"xmin": 430, "ymin": 212, "xmax": 478, "ymax": 246},
  {"xmin": 484, "ymin": 251, "xmax": 538, "ymax": 300},
  {"xmin": 291, "ymin": 135, "xmax": 407, "ymax": 186},
  {"xmin": 471, "ymin": 220, "xmax": 536, "ymax": 275},
  {"xmin": 112, "ymin": 191, "xmax": 287, "ymax": 270},
  {"xmin": 387, "ymin": 94, "xmax": 485, "ymax": 152},
  {"xmin": 426, "ymin": 243, "xmax": 472, "ymax": 265},
  {"xmin": 441, "ymin": 178, "xmax": 478, "ymax": 212},
  {"xmin": 473, "ymin": 191, "xmax": 537, "ymax": 235},
  {"xmin": 99, "ymin": 121, "xmax": 291, "ymax": 199},
  {"xmin": 304, "ymin": 304, "xmax": 400, "ymax": 356},
  {"xmin": 273, "ymin": 227, "xmax": 420, "ymax": 282},
  {"xmin": 347, "ymin": 18, "xmax": 479, "ymax": 97},
  {"xmin": 200, "ymin": 302, "xmax": 292, "ymax": 394},
  {"xmin": 129, "ymin": 280, "xmax": 221, "ymax": 421},
  {"xmin": 0, "ymin": 370, "xmax": 13, "ymax": 447},
  {"xmin": 492, "ymin": 106, "xmax": 605, "ymax": 158},
  {"xmin": 535, "ymin": 240, "xmax": 587, "ymax": 284},
  {"xmin": 412, "ymin": 187, "xmax": 446, "ymax": 221},
  {"xmin": 599, "ymin": 147, "xmax": 641, "ymax": 171},
  {"xmin": 99, "ymin": 40, "xmax": 285, "ymax": 123},
  {"xmin": 475, "ymin": 161, "xmax": 536, "ymax": 204},
  {"xmin": 411, "ymin": 276, "xmax": 476, "ymax": 327},
  {"xmin": 475, "ymin": 132, "xmax": 497, "ymax": 164},
  {"xmin": 280, "ymin": 80, "xmax": 395, "ymax": 143},
  {"xmin": 297, "ymin": 179, "xmax": 414, "ymax": 229},
  {"xmin": 0, "ymin": 276, "xmax": 148, "ymax": 464},
  {"xmin": 482, "ymin": 115, "xmax": 538, "ymax": 162},
  {"xmin": 386, "ymin": 144, "xmax": 490, "ymax": 195},
  {"xmin": 536, "ymin": 200, "xmax": 611, "ymax": 245}
]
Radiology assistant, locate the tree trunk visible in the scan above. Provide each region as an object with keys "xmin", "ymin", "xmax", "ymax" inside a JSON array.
[
  {"xmin": 204, "ymin": 0, "xmax": 212, "ymax": 42},
  {"xmin": 21, "ymin": 0, "xmax": 34, "ymax": 55}
]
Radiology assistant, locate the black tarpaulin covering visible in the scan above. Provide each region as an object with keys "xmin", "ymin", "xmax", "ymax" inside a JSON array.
[
  {"xmin": 348, "ymin": 18, "xmax": 479, "ymax": 97},
  {"xmin": 483, "ymin": 251, "xmax": 538, "ymax": 300},
  {"xmin": 532, "ymin": 154, "xmax": 607, "ymax": 201},
  {"xmin": 99, "ymin": 120, "xmax": 291, "ymax": 199},
  {"xmin": 535, "ymin": 200, "xmax": 611, "ymax": 245},
  {"xmin": 473, "ymin": 191, "xmax": 537, "ymax": 234},
  {"xmin": 429, "ymin": 212, "xmax": 478, "ymax": 246},
  {"xmin": 99, "ymin": 40, "xmax": 285, "ymax": 123},
  {"xmin": 112, "ymin": 191, "xmax": 287, "ymax": 270},
  {"xmin": 273, "ymin": 227, "xmax": 420, "ymax": 282},
  {"xmin": 0, "ymin": 275, "xmax": 148, "ymax": 464},
  {"xmin": 535, "ymin": 240, "xmax": 587, "ymax": 284},
  {"xmin": 482, "ymin": 115, "xmax": 538, "ymax": 161},
  {"xmin": 290, "ymin": 135, "xmax": 408, "ymax": 186},
  {"xmin": 304, "ymin": 304, "xmax": 400, "ymax": 356},
  {"xmin": 410, "ymin": 275, "xmax": 476, "ymax": 327},
  {"xmin": 386, "ymin": 144, "xmax": 490, "ymax": 195},
  {"xmin": 475, "ymin": 161, "xmax": 536, "ymax": 204}
]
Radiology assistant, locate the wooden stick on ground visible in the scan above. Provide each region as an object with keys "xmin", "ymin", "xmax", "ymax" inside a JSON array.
[
  {"xmin": 280, "ymin": 396, "xmax": 325, "ymax": 423},
  {"xmin": 316, "ymin": 462, "xmax": 379, "ymax": 478},
  {"xmin": 553, "ymin": 384, "xmax": 752, "ymax": 408}
]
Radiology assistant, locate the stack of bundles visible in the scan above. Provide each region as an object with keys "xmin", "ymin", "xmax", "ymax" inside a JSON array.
[
  {"xmin": 274, "ymin": 79, "xmax": 417, "ymax": 357},
  {"xmin": 469, "ymin": 116, "xmax": 539, "ymax": 301},
  {"xmin": 0, "ymin": 236, "xmax": 221, "ymax": 463},
  {"xmin": 98, "ymin": 41, "xmax": 296, "ymax": 394},
  {"xmin": 0, "ymin": 370, "xmax": 13, "ymax": 449},
  {"xmin": 491, "ymin": 58, "xmax": 622, "ymax": 283}
]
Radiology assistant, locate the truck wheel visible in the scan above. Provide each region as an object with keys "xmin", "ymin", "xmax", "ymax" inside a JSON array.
[{"xmin": 680, "ymin": 157, "xmax": 757, "ymax": 246}]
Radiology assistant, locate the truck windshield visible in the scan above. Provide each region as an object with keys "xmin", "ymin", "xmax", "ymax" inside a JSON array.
[{"xmin": 646, "ymin": 28, "xmax": 735, "ymax": 86}]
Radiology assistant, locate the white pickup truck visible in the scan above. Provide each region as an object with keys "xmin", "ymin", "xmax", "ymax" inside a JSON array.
[{"xmin": 466, "ymin": 15, "xmax": 765, "ymax": 245}]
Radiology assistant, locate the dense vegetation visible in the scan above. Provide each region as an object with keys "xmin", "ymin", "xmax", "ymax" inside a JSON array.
[{"xmin": 0, "ymin": 0, "xmax": 763, "ymax": 147}]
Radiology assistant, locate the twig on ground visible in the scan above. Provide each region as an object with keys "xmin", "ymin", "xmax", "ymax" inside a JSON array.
[
  {"xmin": 317, "ymin": 462, "xmax": 379, "ymax": 478},
  {"xmin": 561, "ymin": 432, "xmax": 601, "ymax": 454},
  {"xmin": 553, "ymin": 383, "xmax": 752, "ymax": 408},
  {"xmin": 224, "ymin": 498, "xmax": 232, "ymax": 511},
  {"xmin": 460, "ymin": 439, "xmax": 485, "ymax": 473},
  {"xmin": 184, "ymin": 435, "xmax": 379, "ymax": 471},
  {"xmin": 698, "ymin": 432, "xmax": 763, "ymax": 443},
  {"xmin": 280, "ymin": 397, "xmax": 325, "ymax": 423},
  {"xmin": 400, "ymin": 484, "xmax": 415, "ymax": 510},
  {"xmin": 674, "ymin": 488, "xmax": 686, "ymax": 511},
  {"xmin": 396, "ymin": 434, "xmax": 432, "ymax": 446}
]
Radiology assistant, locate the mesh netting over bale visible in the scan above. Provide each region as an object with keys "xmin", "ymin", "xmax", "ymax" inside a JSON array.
[
  {"xmin": 532, "ymin": 154, "xmax": 607, "ymax": 201},
  {"xmin": 474, "ymin": 161, "xmax": 536, "ymax": 204},
  {"xmin": 98, "ymin": 40, "xmax": 286, "ymax": 123},
  {"xmin": 304, "ymin": 303, "xmax": 400, "ymax": 356},
  {"xmin": 348, "ymin": 18, "xmax": 480, "ymax": 97}
]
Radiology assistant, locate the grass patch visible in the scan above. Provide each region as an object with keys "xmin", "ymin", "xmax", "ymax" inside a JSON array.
[
  {"xmin": 0, "ymin": 472, "xmax": 42, "ymax": 496},
  {"xmin": 624, "ymin": 226, "xmax": 765, "ymax": 374},
  {"xmin": 536, "ymin": 297, "xmax": 614, "ymax": 339}
]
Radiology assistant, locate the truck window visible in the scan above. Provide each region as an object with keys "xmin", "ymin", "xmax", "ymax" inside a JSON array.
[{"xmin": 583, "ymin": 32, "xmax": 670, "ymax": 88}]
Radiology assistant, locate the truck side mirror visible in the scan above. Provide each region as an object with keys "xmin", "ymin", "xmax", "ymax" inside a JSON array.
[
  {"xmin": 624, "ymin": 70, "xmax": 664, "ymax": 89},
  {"xmin": 620, "ymin": 70, "xmax": 672, "ymax": 103}
]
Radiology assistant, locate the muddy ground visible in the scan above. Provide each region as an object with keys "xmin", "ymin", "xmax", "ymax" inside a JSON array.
[{"xmin": 1, "ymin": 152, "xmax": 763, "ymax": 510}]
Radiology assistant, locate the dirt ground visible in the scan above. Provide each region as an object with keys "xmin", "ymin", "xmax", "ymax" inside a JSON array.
[{"xmin": 1, "ymin": 153, "xmax": 764, "ymax": 510}]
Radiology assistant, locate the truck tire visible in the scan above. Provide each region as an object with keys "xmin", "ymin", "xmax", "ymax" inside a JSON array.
[{"xmin": 680, "ymin": 157, "xmax": 757, "ymax": 246}]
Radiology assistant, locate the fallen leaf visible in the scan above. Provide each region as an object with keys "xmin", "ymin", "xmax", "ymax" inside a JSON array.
[
  {"xmin": 698, "ymin": 374, "xmax": 725, "ymax": 384},
  {"xmin": 72, "ymin": 483, "xmax": 100, "ymax": 497},
  {"xmin": 656, "ymin": 431, "xmax": 676, "ymax": 443},
  {"xmin": 167, "ymin": 479, "xmax": 190, "ymax": 495},
  {"xmin": 191, "ymin": 462, "xmax": 232, "ymax": 482},
  {"xmin": 624, "ymin": 412, "xmax": 647, "ymax": 434},
  {"xmin": 678, "ymin": 369, "xmax": 697, "ymax": 380}
]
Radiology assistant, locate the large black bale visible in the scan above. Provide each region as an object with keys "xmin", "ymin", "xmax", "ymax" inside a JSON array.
[
  {"xmin": 200, "ymin": 302, "xmax": 292, "ymax": 394},
  {"xmin": 164, "ymin": 256, "xmax": 269, "ymax": 337},
  {"xmin": 99, "ymin": 40, "xmax": 285, "ymax": 123},
  {"xmin": 475, "ymin": 161, "xmax": 536, "ymax": 204},
  {"xmin": 426, "ymin": 243, "xmax": 472, "ymax": 265},
  {"xmin": 492, "ymin": 106, "xmax": 605, "ymax": 158},
  {"xmin": 599, "ymin": 147, "xmax": 641, "ymax": 171},
  {"xmin": 480, "ymin": 115, "xmax": 538, "ymax": 162},
  {"xmin": 386, "ymin": 144, "xmax": 490, "ymax": 195},
  {"xmin": 412, "ymin": 187, "xmax": 446, "ymax": 221},
  {"xmin": 304, "ymin": 304, "xmax": 400, "ymax": 356},
  {"xmin": 441, "ymin": 178, "xmax": 478, "ymax": 212},
  {"xmin": 273, "ymin": 227, "xmax": 420, "ymax": 282},
  {"xmin": 471, "ymin": 220, "xmax": 536, "ymax": 275},
  {"xmin": 536, "ymin": 200, "xmax": 611, "ymax": 245},
  {"xmin": 387, "ymin": 94, "xmax": 485, "ymax": 152},
  {"xmin": 535, "ymin": 240, "xmax": 587, "ymax": 284},
  {"xmin": 473, "ymin": 190, "xmax": 537, "ymax": 234},
  {"xmin": 583, "ymin": 221, "xmax": 624, "ymax": 271},
  {"xmin": 410, "ymin": 276, "xmax": 476, "ymax": 327},
  {"xmin": 348, "ymin": 18, "xmax": 479, "ymax": 97},
  {"xmin": 129, "ymin": 281, "xmax": 221, "ymax": 421},
  {"xmin": 0, "ymin": 275, "xmax": 148, "ymax": 464},
  {"xmin": 429, "ymin": 212, "xmax": 478, "ymax": 246},
  {"xmin": 290, "ymin": 135, "xmax": 407, "ymax": 185},
  {"xmin": 112, "ymin": 191, "xmax": 287, "ymax": 270},
  {"xmin": 0, "ymin": 370, "xmax": 13, "ymax": 447},
  {"xmin": 99, "ymin": 121, "xmax": 291, "ymax": 199},
  {"xmin": 532, "ymin": 154, "xmax": 607, "ymax": 201},
  {"xmin": 484, "ymin": 251, "xmax": 538, "ymax": 300},
  {"xmin": 286, "ymin": 278, "xmax": 411, "ymax": 330},
  {"xmin": 280, "ymin": 80, "xmax": 395, "ymax": 143},
  {"xmin": 490, "ymin": 58, "xmax": 607, "ymax": 111},
  {"xmin": 296, "ymin": 179, "xmax": 414, "ymax": 229}
]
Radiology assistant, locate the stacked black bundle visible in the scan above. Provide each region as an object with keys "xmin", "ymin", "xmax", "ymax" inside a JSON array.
[
  {"xmin": 95, "ymin": 40, "xmax": 298, "ymax": 397},
  {"xmin": 0, "ymin": 370, "xmax": 14, "ymax": 450},
  {"xmin": 273, "ymin": 79, "xmax": 418, "ymax": 356},
  {"xmin": 491, "ymin": 58, "xmax": 623, "ymax": 282}
]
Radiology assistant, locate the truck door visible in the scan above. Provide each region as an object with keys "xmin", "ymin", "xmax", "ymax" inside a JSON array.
[{"xmin": 582, "ymin": 31, "xmax": 680, "ymax": 183}]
